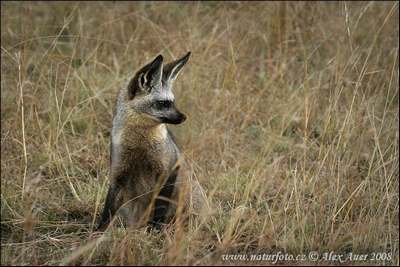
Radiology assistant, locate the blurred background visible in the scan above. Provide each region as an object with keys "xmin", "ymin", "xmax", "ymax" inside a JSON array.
[{"xmin": 1, "ymin": 2, "xmax": 399, "ymax": 265}]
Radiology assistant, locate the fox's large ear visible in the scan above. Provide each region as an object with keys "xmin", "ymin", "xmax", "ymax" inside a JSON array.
[
  {"xmin": 129, "ymin": 55, "xmax": 163, "ymax": 99},
  {"xmin": 163, "ymin": 52, "xmax": 191, "ymax": 83},
  {"xmin": 139, "ymin": 54, "xmax": 163, "ymax": 90}
]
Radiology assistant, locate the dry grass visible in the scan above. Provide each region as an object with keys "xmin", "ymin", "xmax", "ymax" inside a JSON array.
[{"xmin": 1, "ymin": 1, "xmax": 399, "ymax": 266}]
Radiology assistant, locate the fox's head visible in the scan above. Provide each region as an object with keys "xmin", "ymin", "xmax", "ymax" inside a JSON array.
[{"xmin": 126, "ymin": 52, "xmax": 190, "ymax": 125}]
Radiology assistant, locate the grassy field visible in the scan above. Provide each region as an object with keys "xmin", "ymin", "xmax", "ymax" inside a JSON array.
[{"xmin": 1, "ymin": 1, "xmax": 399, "ymax": 265}]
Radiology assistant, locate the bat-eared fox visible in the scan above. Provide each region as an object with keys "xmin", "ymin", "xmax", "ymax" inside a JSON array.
[{"xmin": 97, "ymin": 52, "xmax": 206, "ymax": 231}]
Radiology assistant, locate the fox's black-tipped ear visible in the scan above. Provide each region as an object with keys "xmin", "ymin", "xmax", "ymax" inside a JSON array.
[
  {"xmin": 163, "ymin": 52, "xmax": 191, "ymax": 83},
  {"xmin": 142, "ymin": 54, "xmax": 163, "ymax": 89},
  {"xmin": 128, "ymin": 54, "xmax": 163, "ymax": 99}
]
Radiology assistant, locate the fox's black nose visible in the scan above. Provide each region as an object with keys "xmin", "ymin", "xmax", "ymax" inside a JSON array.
[
  {"xmin": 159, "ymin": 111, "xmax": 186, "ymax": 124},
  {"xmin": 180, "ymin": 113, "xmax": 186, "ymax": 123},
  {"xmin": 170, "ymin": 112, "xmax": 186, "ymax": 124}
]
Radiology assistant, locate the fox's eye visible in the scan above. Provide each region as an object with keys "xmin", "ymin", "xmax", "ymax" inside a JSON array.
[{"xmin": 154, "ymin": 100, "xmax": 172, "ymax": 109}]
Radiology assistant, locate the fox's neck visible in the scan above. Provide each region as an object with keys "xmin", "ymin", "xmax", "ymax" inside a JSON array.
[
  {"xmin": 112, "ymin": 114, "xmax": 167, "ymax": 146},
  {"xmin": 126, "ymin": 121, "xmax": 166, "ymax": 138},
  {"xmin": 124, "ymin": 112, "xmax": 163, "ymax": 132}
]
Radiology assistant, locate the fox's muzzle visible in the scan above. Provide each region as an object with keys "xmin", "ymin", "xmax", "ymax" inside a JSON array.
[{"xmin": 160, "ymin": 111, "xmax": 186, "ymax": 124}]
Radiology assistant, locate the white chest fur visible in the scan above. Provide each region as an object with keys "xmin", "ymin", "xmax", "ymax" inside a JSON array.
[{"xmin": 152, "ymin": 124, "xmax": 168, "ymax": 141}]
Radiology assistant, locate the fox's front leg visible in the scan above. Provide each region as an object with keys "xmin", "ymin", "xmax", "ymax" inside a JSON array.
[
  {"xmin": 149, "ymin": 167, "xmax": 179, "ymax": 229},
  {"xmin": 96, "ymin": 181, "xmax": 124, "ymax": 231}
]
